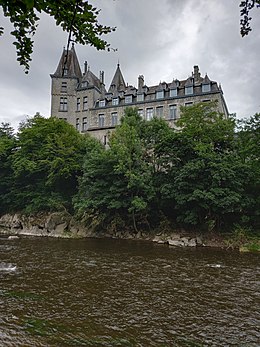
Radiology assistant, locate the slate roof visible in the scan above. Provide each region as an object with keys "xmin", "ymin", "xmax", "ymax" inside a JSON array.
[
  {"xmin": 53, "ymin": 44, "xmax": 82, "ymax": 79},
  {"xmin": 108, "ymin": 64, "xmax": 126, "ymax": 94},
  {"xmin": 81, "ymin": 69, "xmax": 102, "ymax": 89}
]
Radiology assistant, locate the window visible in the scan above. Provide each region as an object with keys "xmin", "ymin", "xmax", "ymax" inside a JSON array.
[
  {"xmin": 81, "ymin": 81, "xmax": 88, "ymax": 88},
  {"xmin": 146, "ymin": 108, "xmax": 154, "ymax": 121},
  {"xmin": 99, "ymin": 100, "xmax": 105, "ymax": 107},
  {"xmin": 170, "ymin": 88, "xmax": 177, "ymax": 97},
  {"xmin": 185, "ymin": 102, "xmax": 193, "ymax": 107},
  {"xmin": 63, "ymin": 68, "xmax": 68, "ymax": 76},
  {"xmin": 76, "ymin": 118, "xmax": 80, "ymax": 131},
  {"xmin": 156, "ymin": 106, "xmax": 163, "ymax": 118},
  {"xmin": 76, "ymin": 98, "xmax": 80, "ymax": 111},
  {"xmin": 61, "ymin": 82, "xmax": 67, "ymax": 93},
  {"xmin": 185, "ymin": 86, "xmax": 193, "ymax": 95},
  {"xmin": 98, "ymin": 114, "xmax": 105, "ymax": 127},
  {"xmin": 137, "ymin": 109, "xmax": 144, "ymax": 118},
  {"xmin": 125, "ymin": 95, "xmax": 132, "ymax": 104},
  {"xmin": 103, "ymin": 135, "xmax": 107, "ymax": 146},
  {"xmin": 169, "ymin": 105, "xmax": 177, "ymax": 120},
  {"xmin": 137, "ymin": 93, "xmax": 144, "ymax": 102},
  {"xmin": 111, "ymin": 112, "xmax": 118, "ymax": 126},
  {"xmin": 202, "ymin": 84, "xmax": 211, "ymax": 93},
  {"xmin": 83, "ymin": 96, "xmax": 88, "ymax": 110},
  {"xmin": 82, "ymin": 117, "xmax": 88, "ymax": 131},
  {"xmin": 156, "ymin": 90, "xmax": 164, "ymax": 99},
  {"xmin": 59, "ymin": 97, "xmax": 68, "ymax": 111},
  {"xmin": 112, "ymin": 98, "xmax": 119, "ymax": 106}
]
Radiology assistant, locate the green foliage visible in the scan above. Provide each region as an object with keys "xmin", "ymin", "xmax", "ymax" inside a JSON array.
[
  {"xmin": 3, "ymin": 115, "xmax": 86, "ymax": 213},
  {"xmin": 0, "ymin": 122, "xmax": 16, "ymax": 214},
  {"xmin": 2, "ymin": 105, "xmax": 259, "ymax": 235},
  {"xmin": 240, "ymin": 0, "xmax": 260, "ymax": 37},
  {"xmin": 0, "ymin": 0, "xmax": 115, "ymax": 72}
]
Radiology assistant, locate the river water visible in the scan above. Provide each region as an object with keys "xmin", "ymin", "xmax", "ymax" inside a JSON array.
[{"xmin": 0, "ymin": 237, "xmax": 259, "ymax": 347}]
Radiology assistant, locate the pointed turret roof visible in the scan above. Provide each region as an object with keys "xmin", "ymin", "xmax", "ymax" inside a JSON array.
[
  {"xmin": 53, "ymin": 44, "xmax": 82, "ymax": 79},
  {"xmin": 108, "ymin": 63, "xmax": 126, "ymax": 93},
  {"xmin": 202, "ymin": 74, "xmax": 211, "ymax": 84}
]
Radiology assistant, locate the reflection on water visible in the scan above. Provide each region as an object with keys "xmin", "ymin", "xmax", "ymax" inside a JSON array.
[{"xmin": 0, "ymin": 236, "xmax": 259, "ymax": 346}]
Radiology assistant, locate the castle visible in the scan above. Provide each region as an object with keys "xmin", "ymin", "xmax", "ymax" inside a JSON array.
[{"xmin": 50, "ymin": 45, "xmax": 229, "ymax": 143}]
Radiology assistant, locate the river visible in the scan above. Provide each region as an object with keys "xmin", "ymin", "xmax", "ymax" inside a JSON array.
[{"xmin": 0, "ymin": 236, "xmax": 259, "ymax": 347}]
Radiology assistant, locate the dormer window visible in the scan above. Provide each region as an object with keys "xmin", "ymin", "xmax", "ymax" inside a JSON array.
[
  {"xmin": 125, "ymin": 95, "xmax": 132, "ymax": 104},
  {"xmin": 99, "ymin": 100, "xmax": 105, "ymax": 107},
  {"xmin": 156, "ymin": 90, "xmax": 164, "ymax": 99},
  {"xmin": 137, "ymin": 93, "xmax": 144, "ymax": 102},
  {"xmin": 202, "ymin": 84, "xmax": 211, "ymax": 93},
  {"xmin": 185, "ymin": 86, "xmax": 193, "ymax": 95},
  {"xmin": 119, "ymin": 91, "xmax": 124, "ymax": 97},
  {"xmin": 81, "ymin": 81, "xmax": 88, "ymax": 88},
  {"xmin": 112, "ymin": 98, "xmax": 119, "ymax": 106},
  {"xmin": 170, "ymin": 89, "xmax": 177, "ymax": 97}
]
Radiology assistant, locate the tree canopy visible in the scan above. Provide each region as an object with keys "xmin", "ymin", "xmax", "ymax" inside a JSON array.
[{"xmin": 0, "ymin": 0, "xmax": 115, "ymax": 73}]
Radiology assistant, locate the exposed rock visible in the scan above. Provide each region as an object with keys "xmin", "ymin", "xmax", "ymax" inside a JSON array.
[
  {"xmin": 8, "ymin": 235, "xmax": 19, "ymax": 240},
  {"xmin": 168, "ymin": 239, "xmax": 184, "ymax": 247}
]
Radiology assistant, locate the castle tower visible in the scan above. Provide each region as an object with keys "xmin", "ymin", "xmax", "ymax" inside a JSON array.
[
  {"xmin": 108, "ymin": 63, "xmax": 126, "ymax": 94},
  {"xmin": 50, "ymin": 44, "xmax": 82, "ymax": 125}
]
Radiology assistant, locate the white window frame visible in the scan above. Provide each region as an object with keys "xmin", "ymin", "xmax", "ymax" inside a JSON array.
[
  {"xmin": 76, "ymin": 98, "xmax": 80, "ymax": 111},
  {"xmin": 202, "ymin": 84, "xmax": 211, "ymax": 93},
  {"xmin": 137, "ymin": 93, "xmax": 144, "ymax": 102},
  {"xmin": 98, "ymin": 114, "xmax": 105, "ymax": 127},
  {"xmin": 156, "ymin": 90, "xmax": 164, "ymax": 99},
  {"xmin": 170, "ymin": 88, "xmax": 177, "ymax": 97},
  {"xmin": 59, "ymin": 97, "xmax": 68, "ymax": 111},
  {"xmin": 125, "ymin": 95, "xmax": 133, "ymax": 104},
  {"xmin": 112, "ymin": 98, "xmax": 119, "ymax": 106},
  {"xmin": 169, "ymin": 105, "xmax": 177, "ymax": 120},
  {"xmin": 111, "ymin": 112, "xmax": 118, "ymax": 126},
  {"xmin": 137, "ymin": 109, "xmax": 144, "ymax": 118},
  {"xmin": 156, "ymin": 106, "xmax": 163, "ymax": 118},
  {"xmin": 146, "ymin": 108, "xmax": 154, "ymax": 121},
  {"xmin": 185, "ymin": 86, "xmax": 193, "ymax": 95},
  {"xmin": 82, "ymin": 117, "xmax": 88, "ymax": 131},
  {"xmin": 83, "ymin": 96, "xmax": 88, "ymax": 110},
  {"xmin": 99, "ymin": 100, "xmax": 106, "ymax": 107}
]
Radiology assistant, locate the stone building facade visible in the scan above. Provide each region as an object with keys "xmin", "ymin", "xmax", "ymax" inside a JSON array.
[{"xmin": 50, "ymin": 45, "xmax": 229, "ymax": 143}]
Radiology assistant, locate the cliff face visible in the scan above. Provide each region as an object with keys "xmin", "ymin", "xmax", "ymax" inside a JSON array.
[{"xmin": 0, "ymin": 212, "xmax": 89, "ymax": 238}]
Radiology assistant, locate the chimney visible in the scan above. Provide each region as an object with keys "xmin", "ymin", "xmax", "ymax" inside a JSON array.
[
  {"xmin": 193, "ymin": 65, "xmax": 200, "ymax": 83},
  {"xmin": 100, "ymin": 71, "xmax": 104, "ymax": 84},
  {"xmin": 84, "ymin": 61, "xmax": 88, "ymax": 74},
  {"xmin": 138, "ymin": 75, "xmax": 144, "ymax": 90}
]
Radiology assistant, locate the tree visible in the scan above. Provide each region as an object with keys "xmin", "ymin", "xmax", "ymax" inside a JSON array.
[
  {"xmin": 9, "ymin": 114, "xmax": 86, "ymax": 213},
  {"xmin": 0, "ymin": 122, "xmax": 16, "ymax": 214},
  {"xmin": 0, "ymin": 0, "xmax": 115, "ymax": 73},
  {"xmin": 162, "ymin": 102, "xmax": 249, "ymax": 231},
  {"xmin": 240, "ymin": 0, "xmax": 260, "ymax": 36},
  {"xmin": 236, "ymin": 114, "xmax": 260, "ymax": 229}
]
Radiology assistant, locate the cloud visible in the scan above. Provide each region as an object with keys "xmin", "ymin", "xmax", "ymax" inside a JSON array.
[{"xmin": 0, "ymin": 0, "xmax": 259, "ymax": 129}]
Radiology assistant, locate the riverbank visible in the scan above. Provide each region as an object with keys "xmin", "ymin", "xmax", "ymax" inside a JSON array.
[{"xmin": 0, "ymin": 212, "xmax": 259, "ymax": 252}]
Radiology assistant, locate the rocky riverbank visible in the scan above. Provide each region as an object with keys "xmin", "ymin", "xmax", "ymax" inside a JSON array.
[{"xmin": 0, "ymin": 212, "xmax": 231, "ymax": 249}]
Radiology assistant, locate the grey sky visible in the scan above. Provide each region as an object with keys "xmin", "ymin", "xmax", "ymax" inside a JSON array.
[{"xmin": 0, "ymin": 0, "xmax": 260, "ymax": 129}]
